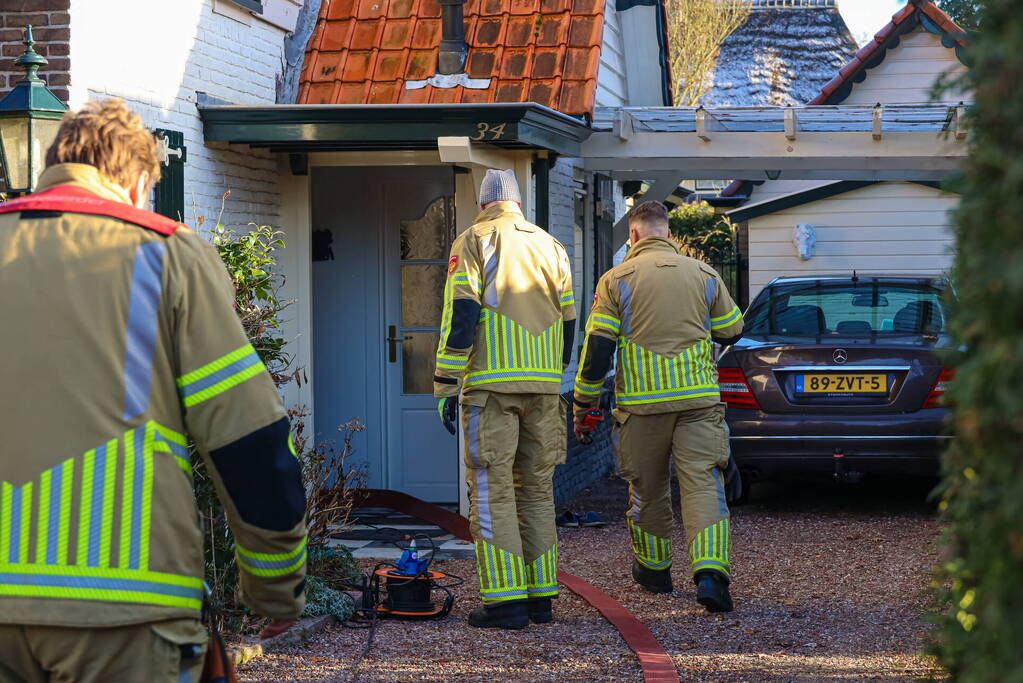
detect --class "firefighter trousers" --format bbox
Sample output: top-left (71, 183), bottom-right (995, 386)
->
top-left (460, 390), bottom-right (566, 604)
top-left (0, 619), bottom-right (206, 683)
top-left (614, 403), bottom-right (733, 580)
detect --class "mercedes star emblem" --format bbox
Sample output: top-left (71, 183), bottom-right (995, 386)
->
top-left (833, 349), bottom-right (848, 364)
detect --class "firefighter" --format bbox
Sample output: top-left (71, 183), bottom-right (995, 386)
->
top-left (0, 99), bottom-right (307, 681)
top-left (434, 169), bottom-right (575, 629)
top-left (572, 201), bottom-right (744, 612)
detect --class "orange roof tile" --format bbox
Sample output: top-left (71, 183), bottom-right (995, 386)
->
top-left (298, 0), bottom-right (606, 115)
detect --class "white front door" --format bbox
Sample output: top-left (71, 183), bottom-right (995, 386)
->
top-left (312, 166), bottom-right (459, 502)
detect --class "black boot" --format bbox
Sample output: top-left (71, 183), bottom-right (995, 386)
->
top-left (632, 560), bottom-right (673, 594)
top-left (468, 600), bottom-right (529, 629)
top-left (695, 571), bottom-right (733, 613)
top-left (528, 598), bottom-right (553, 624)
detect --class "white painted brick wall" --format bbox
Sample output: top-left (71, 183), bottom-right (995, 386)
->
top-left (67, 0), bottom-right (286, 230)
top-left (549, 157), bottom-right (581, 392)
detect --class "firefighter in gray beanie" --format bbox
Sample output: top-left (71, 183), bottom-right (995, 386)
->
top-left (479, 168), bottom-right (522, 206)
top-left (433, 166), bottom-right (576, 629)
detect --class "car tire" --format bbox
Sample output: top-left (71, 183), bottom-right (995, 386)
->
top-left (730, 472), bottom-right (752, 507)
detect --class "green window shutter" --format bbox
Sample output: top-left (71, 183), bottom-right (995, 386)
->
top-left (153, 129), bottom-right (187, 222)
top-left (229, 0), bottom-right (263, 12)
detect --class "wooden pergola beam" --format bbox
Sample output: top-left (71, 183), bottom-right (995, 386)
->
top-left (581, 131), bottom-right (966, 178)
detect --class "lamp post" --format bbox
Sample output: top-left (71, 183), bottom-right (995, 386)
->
top-left (0, 25), bottom-right (68, 195)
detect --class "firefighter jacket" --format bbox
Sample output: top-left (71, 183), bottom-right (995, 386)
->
top-left (573, 236), bottom-right (744, 416)
top-left (0, 163), bottom-right (307, 629)
top-left (433, 201), bottom-right (576, 398)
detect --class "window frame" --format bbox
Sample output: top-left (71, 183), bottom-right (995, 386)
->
top-left (227, 0), bottom-right (263, 12)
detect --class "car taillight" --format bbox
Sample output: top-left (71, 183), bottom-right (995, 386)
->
top-left (924, 367), bottom-right (955, 409)
top-left (718, 367), bottom-right (760, 410)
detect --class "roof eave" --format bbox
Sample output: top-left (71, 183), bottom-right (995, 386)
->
top-left (199, 102), bottom-right (593, 156)
top-left (810, 1), bottom-right (970, 107)
top-left (727, 180), bottom-right (945, 223)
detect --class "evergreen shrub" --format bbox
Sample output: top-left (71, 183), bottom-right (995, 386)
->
top-left (933, 0), bottom-right (1023, 678)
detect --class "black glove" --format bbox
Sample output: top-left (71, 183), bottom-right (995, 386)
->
top-left (722, 455), bottom-right (742, 504)
top-left (438, 397), bottom-right (457, 435)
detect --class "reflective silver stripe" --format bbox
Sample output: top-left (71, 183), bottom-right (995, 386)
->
top-left (466, 406), bottom-right (492, 539)
top-left (617, 280), bottom-right (633, 336)
top-left (712, 468), bottom-right (728, 516)
top-left (123, 242), bottom-right (166, 420)
top-left (481, 234), bottom-right (498, 308)
top-left (704, 277), bottom-right (716, 331)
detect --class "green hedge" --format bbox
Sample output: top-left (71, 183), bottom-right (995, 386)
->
top-left (934, 0), bottom-right (1023, 679)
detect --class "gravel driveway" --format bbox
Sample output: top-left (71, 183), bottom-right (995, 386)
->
top-left (240, 475), bottom-right (944, 682)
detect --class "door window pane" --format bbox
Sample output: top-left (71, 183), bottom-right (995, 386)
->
top-left (400, 196), bottom-right (455, 260)
top-left (401, 265), bottom-right (446, 327)
top-left (402, 332), bottom-right (440, 394)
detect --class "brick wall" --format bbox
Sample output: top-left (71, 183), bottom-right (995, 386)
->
top-left (547, 159), bottom-right (621, 506)
top-left (0, 1), bottom-right (70, 104)
top-left (553, 381), bottom-right (617, 507)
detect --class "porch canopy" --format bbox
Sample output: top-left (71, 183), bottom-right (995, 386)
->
top-left (200, 101), bottom-right (968, 242)
top-left (582, 102), bottom-right (969, 242)
top-left (199, 102), bottom-right (592, 156)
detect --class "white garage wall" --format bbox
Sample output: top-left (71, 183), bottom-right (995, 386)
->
top-left (747, 181), bottom-right (959, 301)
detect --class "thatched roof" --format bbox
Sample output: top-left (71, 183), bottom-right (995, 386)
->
top-left (701, 0), bottom-right (859, 106)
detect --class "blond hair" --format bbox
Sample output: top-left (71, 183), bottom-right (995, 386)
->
top-left (45, 98), bottom-right (161, 188)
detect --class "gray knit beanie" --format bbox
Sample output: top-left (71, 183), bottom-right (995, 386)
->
top-left (479, 169), bottom-right (521, 206)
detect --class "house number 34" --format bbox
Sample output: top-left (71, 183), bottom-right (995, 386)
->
top-left (472, 122), bottom-right (507, 141)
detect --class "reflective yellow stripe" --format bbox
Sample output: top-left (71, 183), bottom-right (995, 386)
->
top-left (628, 519), bottom-right (672, 570)
top-left (177, 345), bottom-right (265, 408)
top-left (0, 563), bottom-right (203, 610)
top-left (0, 483), bottom-right (12, 561)
top-left (36, 470), bottom-right (50, 564)
top-left (436, 271), bottom-right (457, 361)
top-left (711, 306), bottom-right (742, 330)
top-left (99, 442), bottom-right (117, 568)
top-left (77, 450), bottom-right (95, 566)
top-left (181, 364), bottom-right (263, 408)
top-left (236, 536), bottom-right (307, 577)
top-left (119, 435), bottom-right (135, 570)
top-left (176, 344), bottom-right (254, 386)
top-left (690, 519), bottom-right (730, 576)
top-left (140, 426), bottom-right (156, 570)
top-left (18, 483), bottom-right (31, 564)
top-left (57, 459), bottom-right (74, 565)
top-left (475, 538), bottom-right (527, 603)
top-left (618, 337), bottom-right (719, 405)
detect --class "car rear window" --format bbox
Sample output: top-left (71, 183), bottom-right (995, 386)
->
top-left (744, 281), bottom-right (948, 343)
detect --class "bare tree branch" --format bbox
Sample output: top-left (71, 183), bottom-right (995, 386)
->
top-left (666, 0), bottom-right (752, 106)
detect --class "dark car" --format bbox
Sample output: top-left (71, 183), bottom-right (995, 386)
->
top-left (717, 275), bottom-right (954, 489)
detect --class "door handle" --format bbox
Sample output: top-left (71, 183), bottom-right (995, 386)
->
top-left (387, 325), bottom-right (412, 363)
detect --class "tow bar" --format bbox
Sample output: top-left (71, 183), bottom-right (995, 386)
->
top-left (833, 448), bottom-right (865, 484)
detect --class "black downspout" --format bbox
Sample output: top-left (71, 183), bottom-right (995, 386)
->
top-left (533, 156), bottom-right (550, 231)
top-left (438, 0), bottom-right (469, 75)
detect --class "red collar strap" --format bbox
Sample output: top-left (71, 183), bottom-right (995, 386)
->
top-left (0, 184), bottom-right (183, 237)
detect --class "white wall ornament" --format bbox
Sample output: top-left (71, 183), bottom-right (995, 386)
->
top-left (793, 222), bottom-right (816, 260)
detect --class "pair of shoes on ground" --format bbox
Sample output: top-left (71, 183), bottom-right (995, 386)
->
top-left (555, 510), bottom-right (605, 528)
top-left (468, 598), bottom-right (553, 629)
top-left (632, 560), bottom-right (733, 613)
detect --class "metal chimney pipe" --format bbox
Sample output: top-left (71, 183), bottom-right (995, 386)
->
top-left (437, 0), bottom-right (469, 75)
